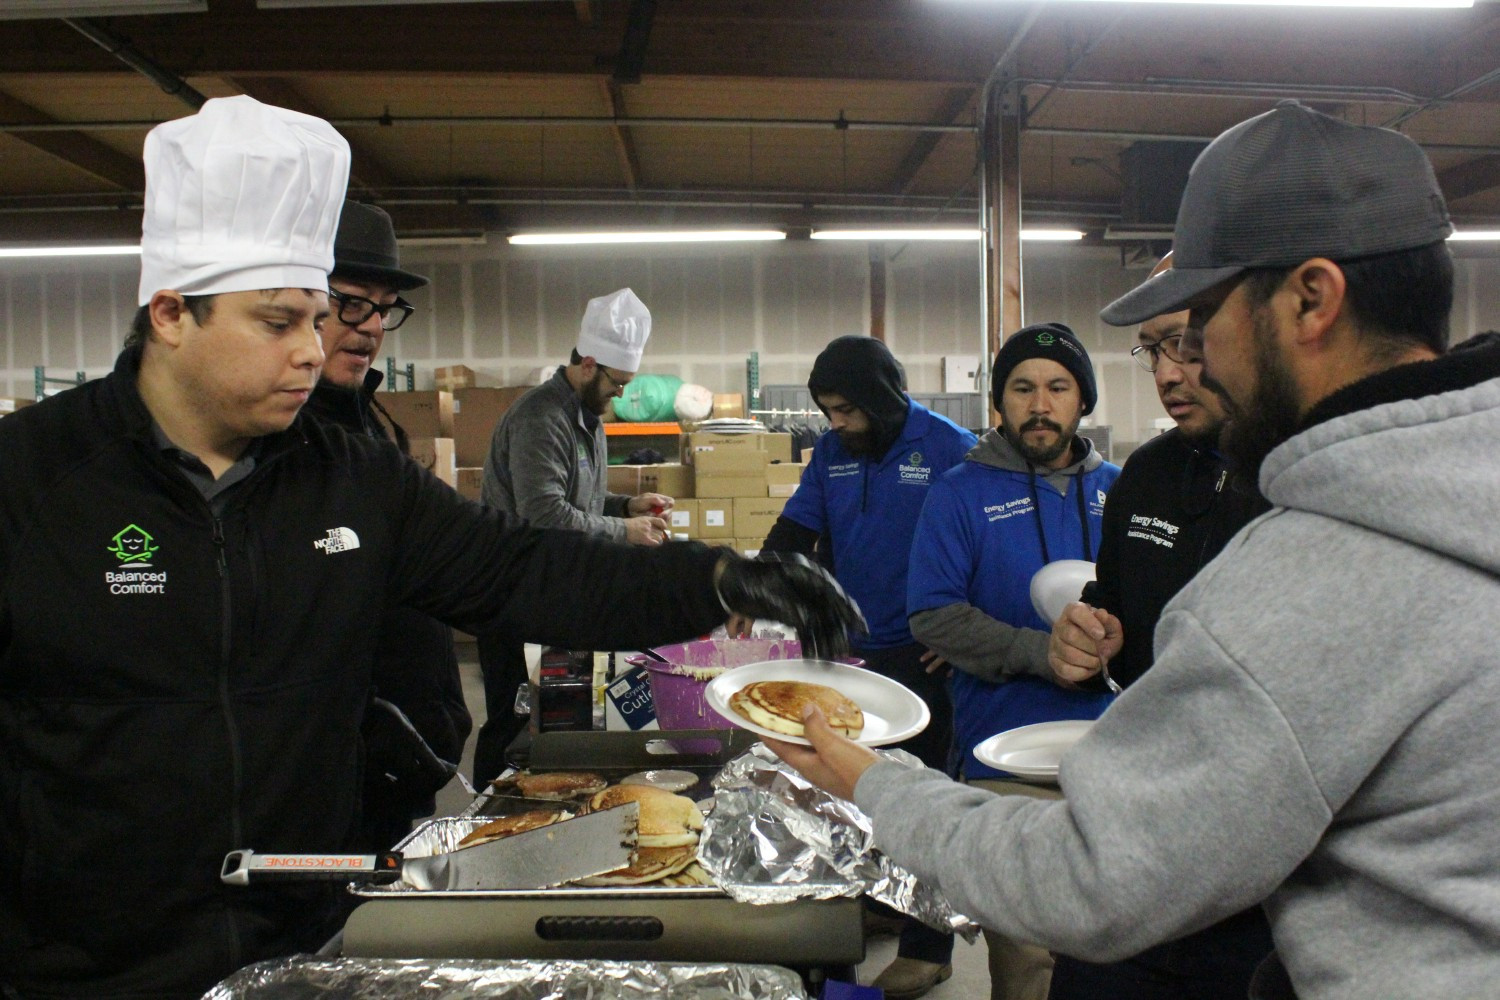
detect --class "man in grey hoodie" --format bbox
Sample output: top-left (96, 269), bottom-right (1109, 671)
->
top-left (770, 101), bottom-right (1500, 1000)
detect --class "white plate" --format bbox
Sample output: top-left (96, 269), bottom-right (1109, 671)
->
top-left (971, 720), bottom-right (1094, 779)
top-left (704, 659), bottom-right (930, 747)
top-left (1029, 560), bottom-right (1096, 624)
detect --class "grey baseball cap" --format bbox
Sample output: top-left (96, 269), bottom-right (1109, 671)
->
top-left (1100, 100), bottom-right (1452, 327)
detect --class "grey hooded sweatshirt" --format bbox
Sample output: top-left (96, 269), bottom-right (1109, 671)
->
top-left (855, 340), bottom-right (1500, 1000)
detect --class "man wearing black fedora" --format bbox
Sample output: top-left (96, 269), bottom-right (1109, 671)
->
top-left (304, 200), bottom-right (473, 851)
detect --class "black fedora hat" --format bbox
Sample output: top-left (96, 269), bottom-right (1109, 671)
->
top-left (332, 200), bottom-right (429, 291)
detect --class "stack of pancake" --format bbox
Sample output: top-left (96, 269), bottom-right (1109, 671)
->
top-left (573, 784), bottom-right (710, 887)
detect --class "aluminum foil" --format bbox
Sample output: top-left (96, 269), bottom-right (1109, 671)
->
top-left (205, 957), bottom-right (808, 999)
top-left (699, 744), bottom-right (977, 940)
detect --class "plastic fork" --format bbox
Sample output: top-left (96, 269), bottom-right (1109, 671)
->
top-left (1099, 655), bottom-right (1123, 696)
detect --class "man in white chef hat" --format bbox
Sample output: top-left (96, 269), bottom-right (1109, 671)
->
top-left (0, 96), bottom-right (868, 999)
top-left (473, 286), bottom-right (678, 781)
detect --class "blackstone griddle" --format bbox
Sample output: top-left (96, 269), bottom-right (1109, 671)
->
top-left (338, 730), bottom-right (864, 977)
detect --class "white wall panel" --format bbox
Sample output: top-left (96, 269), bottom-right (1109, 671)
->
top-left (3, 244), bottom-right (1496, 453)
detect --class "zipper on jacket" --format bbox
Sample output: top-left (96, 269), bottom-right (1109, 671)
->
top-left (212, 516), bottom-right (246, 970)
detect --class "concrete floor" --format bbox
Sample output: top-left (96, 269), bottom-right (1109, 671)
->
top-left (433, 641), bottom-right (994, 998)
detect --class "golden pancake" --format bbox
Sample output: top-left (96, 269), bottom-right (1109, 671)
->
top-left (572, 844), bottom-right (699, 886)
top-left (512, 770), bottom-right (608, 800)
top-left (456, 808), bottom-right (566, 848)
top-left (586, 784), bottom-right (704, 848)
top-left (730, 680), bottom-right (864, 738)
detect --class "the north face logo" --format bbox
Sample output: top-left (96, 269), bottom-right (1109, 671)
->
top-left (314, 527), bottom-right (361, 554)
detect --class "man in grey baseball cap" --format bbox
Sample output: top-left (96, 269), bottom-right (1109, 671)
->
top-left (765, 100), bottom-right (1500, 1000)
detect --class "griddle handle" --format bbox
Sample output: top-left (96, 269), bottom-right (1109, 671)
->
top-left (534, 915), bottom-right (665, 941)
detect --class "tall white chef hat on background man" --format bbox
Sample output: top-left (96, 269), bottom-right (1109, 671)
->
top-left (137, 95), bottom-right (351, 306)
top-left (577, 287), bottom-right (652, 373)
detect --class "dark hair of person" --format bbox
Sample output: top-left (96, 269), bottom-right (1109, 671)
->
top-left (1242, 241), bottom-right (1452, 355)
top-left (124, 295), bottom-right (217, 350)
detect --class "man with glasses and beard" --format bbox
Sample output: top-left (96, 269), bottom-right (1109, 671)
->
top-left (746, 334), bottom-right (975, 1000)
top-left (1044, 253), bottom-right (1272, 999)
top-left (474, 287), bottom-right (674, 782)
top-left (302, 201), bottom-right (472, 852)
top-left (904, 323), bottom-right (1120, 1000)
top-left (766, 101), bottom-right (1500, 1000)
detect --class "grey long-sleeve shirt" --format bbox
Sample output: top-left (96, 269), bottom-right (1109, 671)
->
top-left (481, 366), bottom-right (630, 541)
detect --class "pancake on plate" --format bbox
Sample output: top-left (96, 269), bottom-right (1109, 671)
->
top-left (730, 679), bottom-right (864, 738)
top-left (585, 784), bottom-right (704, 848)
top-left (456, 808), bottom-right (567, 848)
top-left (572, 844), bottom-right (698, 887)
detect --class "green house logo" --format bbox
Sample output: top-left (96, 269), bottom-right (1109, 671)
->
top-left (108, 524), bottom-right (158, 565)
top-left (1035, 331), bottom-right (1056, 346)
top-left (909, 451), bottom-right (923, 465)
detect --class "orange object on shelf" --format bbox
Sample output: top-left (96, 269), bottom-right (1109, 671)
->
top-left (604, 422), bottom-right (681, 436)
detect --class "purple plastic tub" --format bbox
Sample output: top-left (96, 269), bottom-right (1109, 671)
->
top-left (628, 638), bottom-right (864, 731)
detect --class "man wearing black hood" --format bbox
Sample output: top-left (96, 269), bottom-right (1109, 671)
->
top-left (754, 334), bottom-right (976, 999)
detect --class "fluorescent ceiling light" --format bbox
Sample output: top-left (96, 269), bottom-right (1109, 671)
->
top-left (1448, 230), bottom-right (1500, 241)
top-left (0, 245), bottom-right (142, 259)
top-left (934, 0), bottom-right (1468, 7)
top-left (0, 1), bottom-right (204, 16)
top-left (508, 230), bottom-right (786, 245)
top-left (811, 228), bottom-right (1084, 241)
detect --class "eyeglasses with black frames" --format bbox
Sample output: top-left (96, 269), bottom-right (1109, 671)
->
top-left (1130, 333), bottom-right (1192, 373)
top-left (328, 289), bottom-right (415, 331)
top-left (598, 367), bottom-right (631, 391)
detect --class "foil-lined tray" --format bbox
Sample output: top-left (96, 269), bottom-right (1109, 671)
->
top-left (206, 957), bottom-right (807, 999)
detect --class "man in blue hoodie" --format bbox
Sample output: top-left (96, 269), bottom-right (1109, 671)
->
top-left (906, 322), bottom-right (1120, 1000)
top-left (752, 334), bottom-right (976, 999)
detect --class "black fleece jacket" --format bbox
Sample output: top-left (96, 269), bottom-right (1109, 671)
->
top-left (0, 347), bottom-right (726, 1000)
top-left (1083, 428), bottom-right (1270, 689)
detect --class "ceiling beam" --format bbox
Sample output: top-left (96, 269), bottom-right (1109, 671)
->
top-left (1438, 154), bottom-right (1500, 205)
top-left (223, 75), bottom-right (400, 195)
top-left (890, 87), bottom-right (975, 196)
top-left (601, 78), bottom-right (642, 193)
top-left (613, 0), bottom-right (657, 85)
top-left (0, 91), bottom-right (142, 191)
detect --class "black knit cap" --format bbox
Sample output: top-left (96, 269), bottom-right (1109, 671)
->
top-left (332, 201), bottom-right (429, 291)
top-left (992, 322), bottom-right (1098, 416)
top-left (807, 335), bottom-right (909, 450)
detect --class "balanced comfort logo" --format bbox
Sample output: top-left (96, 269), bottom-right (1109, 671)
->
top-left (314, 527), bottom-right (361, 554)
top-left (898, 450), bottom-right (932, 486)
top-left (105, 524), bottom-right (166, 595)
top-left (1035, 330), bottom-right (1056, 347)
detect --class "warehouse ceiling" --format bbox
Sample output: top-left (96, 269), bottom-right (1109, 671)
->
top-left (2, 0), bottom-right (1499, 251)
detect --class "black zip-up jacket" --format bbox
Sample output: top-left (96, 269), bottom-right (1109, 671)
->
top-left (302, 371), bottom-right (472, 846)
top-left (1081, 427), bottom-right (1270, 688)
top-left (0, 347), bottom-right (726, 1000)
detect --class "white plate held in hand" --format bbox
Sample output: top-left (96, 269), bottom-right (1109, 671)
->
top-left (704, 659), bottom-right (930, 747)
top-left (972, 720), bottom-right (1094, 780)
top-left (1029, 560), bottom-right (1096, 624)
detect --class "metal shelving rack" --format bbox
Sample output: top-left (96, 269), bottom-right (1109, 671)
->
top-left (384, 357), bottom-right (416, 391)
top-left (34, 366), bottom-right (86, 401)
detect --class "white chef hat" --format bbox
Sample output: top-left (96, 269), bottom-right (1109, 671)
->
top-left (577, 287), bottom-right (652, 373)
top-left (137, 95), bottom-right (351, 306)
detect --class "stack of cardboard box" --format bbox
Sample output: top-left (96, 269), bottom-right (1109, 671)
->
top-left (375, 390), bottom-right (457, 490)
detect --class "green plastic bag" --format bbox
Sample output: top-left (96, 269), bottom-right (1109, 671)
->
top-left (612, 373), bottom-right (683, 422)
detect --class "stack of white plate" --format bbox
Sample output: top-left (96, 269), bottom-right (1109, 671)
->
top-left (696, 418), bottom-right (766, 434)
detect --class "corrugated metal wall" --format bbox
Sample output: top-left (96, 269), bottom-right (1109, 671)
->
top-left (2, 242), bottom-right (1495, 450)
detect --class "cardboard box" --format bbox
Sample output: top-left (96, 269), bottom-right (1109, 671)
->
top-left (665, 499), bottom-right (698, 539)
top-left (712, 392), bottom-right (745, 419)
top-left (408, 437), bottom-right (457, 489)
top-left (697, 498), bottom-right (735, 539)
top-left (759, 432), bottom-right (794, 463)
top-left (433, 364), bottom-right (477, 392)
top-left (456, 467), bottom-right (485, 502)
top-left (607, 464), bottom-right (642, 495)
top-left (695, 474), bottom-right (767, 499)
top-left (735, 538), bottom-right (764, 558)
top-left (377, 390), bottom-right (453, 438)
top-left (0, 397), bottom-right (33, 416)
top-left (765, 461), bottom-right (806, 498)
top-left (694, 448), bottom-right (768, 477)
top-left (682, 430), bottom-right (759, 464)
top-left (733, 496), bottom-right (788, 540)
top-left (453, 386), bottom-right (531, 467)
top-left (641, 462), bottom-right (693, 499)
